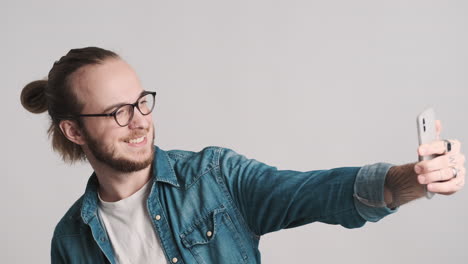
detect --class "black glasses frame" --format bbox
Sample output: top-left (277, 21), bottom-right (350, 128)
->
top-left (77, 91), bottom-right (156, 127)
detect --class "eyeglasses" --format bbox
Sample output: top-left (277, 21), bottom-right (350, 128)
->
top-left (77, 91), bottom-right (156, 127)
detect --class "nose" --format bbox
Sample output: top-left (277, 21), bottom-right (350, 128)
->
top-left (127, 107), bottom-right (151, 130)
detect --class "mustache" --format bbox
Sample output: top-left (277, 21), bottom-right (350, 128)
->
top-left (123, 128), bottom-right (151, 141)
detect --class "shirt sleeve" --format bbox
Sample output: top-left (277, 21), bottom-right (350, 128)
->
top-left (217, 148), bottom-right (395, 236)
top-left (353, 163), bottom-right (398, 222)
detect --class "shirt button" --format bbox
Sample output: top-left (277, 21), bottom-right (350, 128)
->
top-left (155, 215), bottom-right (161, 221)
top-left (172, 257), bottom-right (178, 263)
top-left (206, 231), bottom-right (213, 237)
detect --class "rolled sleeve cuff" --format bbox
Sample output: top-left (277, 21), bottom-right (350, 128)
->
top-left (353, 162), bottom-right (398, 222)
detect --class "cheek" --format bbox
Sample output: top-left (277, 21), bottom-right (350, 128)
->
top-left (145, 112), bottom-right (154, 123)
top-left (92, 124), bottom-right (122, 144)
top-left (110, 130), bottom-right (127, 144)
top-left (84, 117), bottom-right (117, 132)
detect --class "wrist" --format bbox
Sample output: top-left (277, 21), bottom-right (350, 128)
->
top-left (384, 187), bottom-right (393, 207)
top-left (385, 163), bottom-right (425, 208)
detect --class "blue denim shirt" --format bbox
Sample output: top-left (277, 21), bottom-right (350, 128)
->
top-left (51, 146), bottom-right (397, 263)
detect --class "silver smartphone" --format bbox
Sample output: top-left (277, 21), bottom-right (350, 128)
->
top-left (416, 107), bottom-right (437, 199)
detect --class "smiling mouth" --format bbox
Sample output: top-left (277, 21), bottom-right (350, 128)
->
top-left (124, 136), bottom-right (146, 144)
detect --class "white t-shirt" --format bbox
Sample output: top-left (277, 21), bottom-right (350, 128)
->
top-left (98, 179), bottom-right (167, 264)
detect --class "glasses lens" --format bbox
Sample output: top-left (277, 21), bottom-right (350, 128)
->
top-left (137, 93), bottom-right (155, 115)
top-left (115, 105), bottom-right (133, 126)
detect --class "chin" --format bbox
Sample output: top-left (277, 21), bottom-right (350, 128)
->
top-left (111, 148), bottom-right (154, 172)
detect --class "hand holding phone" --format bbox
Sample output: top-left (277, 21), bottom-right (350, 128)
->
top-left (417, 108), bottom-right (437, 199)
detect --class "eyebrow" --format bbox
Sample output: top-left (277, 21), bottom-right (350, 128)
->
top-left (101, 91), bottom-right (146, 113)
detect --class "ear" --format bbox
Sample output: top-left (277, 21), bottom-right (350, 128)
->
top-left (59, 120), bottom-right (86, 145)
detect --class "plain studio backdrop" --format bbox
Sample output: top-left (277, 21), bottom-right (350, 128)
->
top-left (2, 0), bottom-right (467, 263)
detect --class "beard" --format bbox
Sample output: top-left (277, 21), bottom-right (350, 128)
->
top-left (82, 125), bottom-right (155, 173)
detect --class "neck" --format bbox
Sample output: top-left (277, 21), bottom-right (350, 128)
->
top-left (90, 160), bottom-right (153, 202)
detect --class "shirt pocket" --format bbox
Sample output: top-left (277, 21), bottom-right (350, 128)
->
top-left (179, 206), bottom-right (249, 264)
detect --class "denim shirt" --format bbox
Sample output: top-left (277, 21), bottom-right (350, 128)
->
top-left (51, 146), bottom-right (397, 263)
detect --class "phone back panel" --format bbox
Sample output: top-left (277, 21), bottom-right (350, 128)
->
top-left (417, 108), bottom-right (437, 161)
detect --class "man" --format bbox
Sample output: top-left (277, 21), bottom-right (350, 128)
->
top-left (20, 47), bottom-right (465, 263)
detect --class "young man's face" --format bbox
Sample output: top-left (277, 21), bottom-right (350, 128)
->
top-left (74, 58), bottom-right (155, 172)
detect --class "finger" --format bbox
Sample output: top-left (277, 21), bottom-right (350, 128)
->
top-left (418, 139), bottom-right (461, 156)
top-left (415, 153), bottom-right (465, 174)
top-left (427, 169), bottom-right (465, 194)
top-left (435, 120), bottom-right (442, 140)
top-left (419, 166), bottom-right (466, 184)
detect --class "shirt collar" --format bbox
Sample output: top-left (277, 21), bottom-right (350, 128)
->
top-left (81, 145), bottom-right (180, 224)
top-left (152, 145), bottom-right (180, 188)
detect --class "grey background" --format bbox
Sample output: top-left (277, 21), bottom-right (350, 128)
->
top-left (2, 0), bottom-right (467, 263)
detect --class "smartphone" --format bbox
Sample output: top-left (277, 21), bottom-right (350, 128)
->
top-left (416, 107), bottom-right (437, 199)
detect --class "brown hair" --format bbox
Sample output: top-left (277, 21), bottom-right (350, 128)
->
top-left (20, 47), bottom-right (119, 163)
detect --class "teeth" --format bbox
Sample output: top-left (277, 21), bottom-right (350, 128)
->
top-left (129, 136), bottom-right (145, 144)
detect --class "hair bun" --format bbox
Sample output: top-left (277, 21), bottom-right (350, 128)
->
top-left (20, 80), bottom-right (48, 114)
